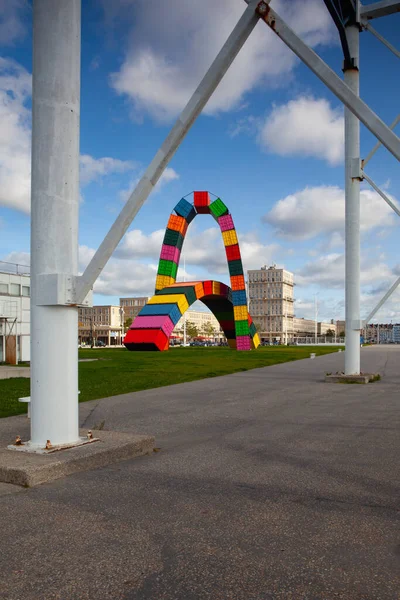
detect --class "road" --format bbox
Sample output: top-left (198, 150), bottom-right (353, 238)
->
top-left (0, 346), bottom-right (399, 599)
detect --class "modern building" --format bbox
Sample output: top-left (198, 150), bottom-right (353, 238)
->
top-left (120, 297), bottom-right (149, 324)
top-left (364, 323), bottom-right (394, 344)
top-left (0, 262), bottom-right (31, 363)
top-left (78, 305), bottom-right (124, 346)
top-left (248, 265), bottom-right (294, 343)
top-left (173, 309), bottom-right (223, 341)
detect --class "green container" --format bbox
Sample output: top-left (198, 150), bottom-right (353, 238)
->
top-left (156, 285), bottom-right (196, 305)
top-left (235, 320), bottom-right (250, 336)
top-left (228, 259), bottom-right (244, 276)
top-left (163, 229), bottom-right (184, 250)
top-left (158, 259), bottom-right (178, 279)
top-left (249, 323), bottom-right (257, 336)
top-left (209, 197), bottom-right (229, 220)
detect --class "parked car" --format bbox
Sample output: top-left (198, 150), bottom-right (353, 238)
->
top-left (95, 340), bottom-right (106, 347)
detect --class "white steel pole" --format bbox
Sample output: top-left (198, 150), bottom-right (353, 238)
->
top-left (314, 294), bottom-right (318, 344)
top-left (30, 0), bottom-right (81, 446)
top-left (344, 24), bottom-right (361, 375)
top-left (183, 253), bottom-right (187, 346)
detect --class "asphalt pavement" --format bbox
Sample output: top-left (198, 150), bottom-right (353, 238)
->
top-left (0, 346), bottom-right (399, 600)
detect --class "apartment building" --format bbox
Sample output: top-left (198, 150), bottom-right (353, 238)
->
top-left (120, 297), bottom-right (149, 323)
top-left (173, 309), bottom-right (223, 340)
top-left (248, 265), bottom-right (294, 343)
top-left (0, 262), bottom-right (31, 363)
top-left (78, 305), bottom-right (123, 346)
top-left (364, 323), bottom-right (394, 343)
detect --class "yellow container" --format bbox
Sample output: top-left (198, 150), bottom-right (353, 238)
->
top-left (155, 275), bottom-right (175, 290)
top-left (148, 293), bottom-right (189, 314)
top-left (251, 333), bottom-right (261, 349)
top-left (222, 229), bottom-right (238, 247)
top-left (234, 305), bottom-right (248, 321)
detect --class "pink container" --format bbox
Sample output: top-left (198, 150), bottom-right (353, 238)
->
top-left (133, 315), bottom-right (175, 337)
top-left (218, 214), bottom-right (234, 232)
top-left (160, 244), bottom-right (181, 263)
top-left (236, 335), bottom-right (251, 350)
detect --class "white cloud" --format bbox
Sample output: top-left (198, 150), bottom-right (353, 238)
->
top-left (0, 0), bottom-right (27, 46)
top-left (0, 58), bottom-right (31, 213)
top-left (119, 167), bottom-right (180, 203)
top-left (110, 0), bottom-right (335, 123)
top-left (157, 167), bottom-right (179, 188)
top-left (296, 252), bottom-right (393, 290)
top-left (0, 59), bottom-right (140, 213)
top-left (79, 155), bottom-right (135, 186)
top-left (258, 96), bottom-right (344, 165)
top-left (264, 185), bottom-right (398, 240)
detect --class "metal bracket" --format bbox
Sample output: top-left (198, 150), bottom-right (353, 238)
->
top-left (36, 274), bottom-right (93, 307)
top-left (350, 158), bottom-right (362, 179)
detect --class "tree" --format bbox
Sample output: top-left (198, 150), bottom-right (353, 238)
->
top-left (202, 322), bottom-right (216, 338)
top-left (124, 317), bottom-right (132, 331)
top-left (186, 321), bottom-right (199, 339)
top-left (325, 328), bottom-right (335, 337)
top-left (253, 321), bottom-right (263, 332)
top-left (339, 330), bottom-right (345, 337)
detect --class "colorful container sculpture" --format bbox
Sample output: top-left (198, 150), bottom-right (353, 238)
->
top-left (124, 191), bottom-right (261, 352)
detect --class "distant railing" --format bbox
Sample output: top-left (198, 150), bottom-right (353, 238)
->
top-left (291, 336), bottom-right (345, 345)
top-left (0, 261), bottom-right (30, 276)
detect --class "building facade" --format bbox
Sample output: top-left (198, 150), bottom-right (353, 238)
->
top-left (0, 263), bottom-right (31, 363)
top-left (120, 297), bottom-right (149, 324)
top-left (364, 323), bottom-right (394, 344)
top-left (78, 305), bottom-right (123, 346)
top-left (173, 309), bottom-right (223, 340)
top-left (248, 265), bottom-right (294, 342)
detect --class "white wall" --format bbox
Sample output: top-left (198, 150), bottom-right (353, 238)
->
top-left (0, 272), bottom-right (31, 362)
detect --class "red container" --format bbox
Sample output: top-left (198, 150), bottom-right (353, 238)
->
top-left (194, 191), bottom-right (210, 214)
top-left (124, 329), bottom-right (169, 351)
top-left (225, 244), bottom-right (241, 261)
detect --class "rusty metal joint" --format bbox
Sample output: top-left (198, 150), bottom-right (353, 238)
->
top-left (45, 440), bottom-right (52, 450)
top-left (256, 1), bottom-right (270, 18)
top-left (87, 430), bottom-right (93, 440)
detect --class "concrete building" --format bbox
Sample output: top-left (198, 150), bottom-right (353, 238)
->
top-left (248, 265), bottom-right (294, 343)
top-left (292, 318), bottom-right (337, 339)
top-left (173, 309), bottom-right (223, 340)
top-left (78, 305), bottom-right (123, 346)
top-left (120, 297), bottom-right (149, 324)
top-left (0, 262), bottom-right (31, 363)
top-left (364, 323), bottom-right (394, 344)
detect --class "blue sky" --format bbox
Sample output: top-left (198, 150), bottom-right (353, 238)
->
top-left (0, 0), bottom-right (399, 322)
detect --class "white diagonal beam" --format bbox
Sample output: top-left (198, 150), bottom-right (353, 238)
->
top-left (244, 1), bottom-right (400, 162)
top-left (364, 22), bottom-right (400, 59)
top-left (362, 171), bottom-right (400, 217)
top-left (360, 0), bottom-right (400, 20)
top-left (364, 276), bottom-right (400, 324)
top-left (363, 114), bottom-right (400, 167)
top-left (76, 1), bottom-right (261, 303)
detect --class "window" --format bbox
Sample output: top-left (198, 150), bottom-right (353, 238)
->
top-left (0, 283), bottom-right (8, 294)
top-left (10, 283), bottom-right (20, 296)
top-left (22, 286), bottom-right (30, 296)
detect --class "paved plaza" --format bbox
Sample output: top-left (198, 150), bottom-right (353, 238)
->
top-left (0, 346), bottom-right (399, 599)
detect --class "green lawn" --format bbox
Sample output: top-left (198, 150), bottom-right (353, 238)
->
top-left (0, 346), bottom-right (339, 418)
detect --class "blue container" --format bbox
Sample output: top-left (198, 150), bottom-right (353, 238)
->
top-left (174, 198), bottom-right (197, 224)
top-left (139, 303), bottom-right (182, 325)
top-left (232, 290), bottom-right (247, 306)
